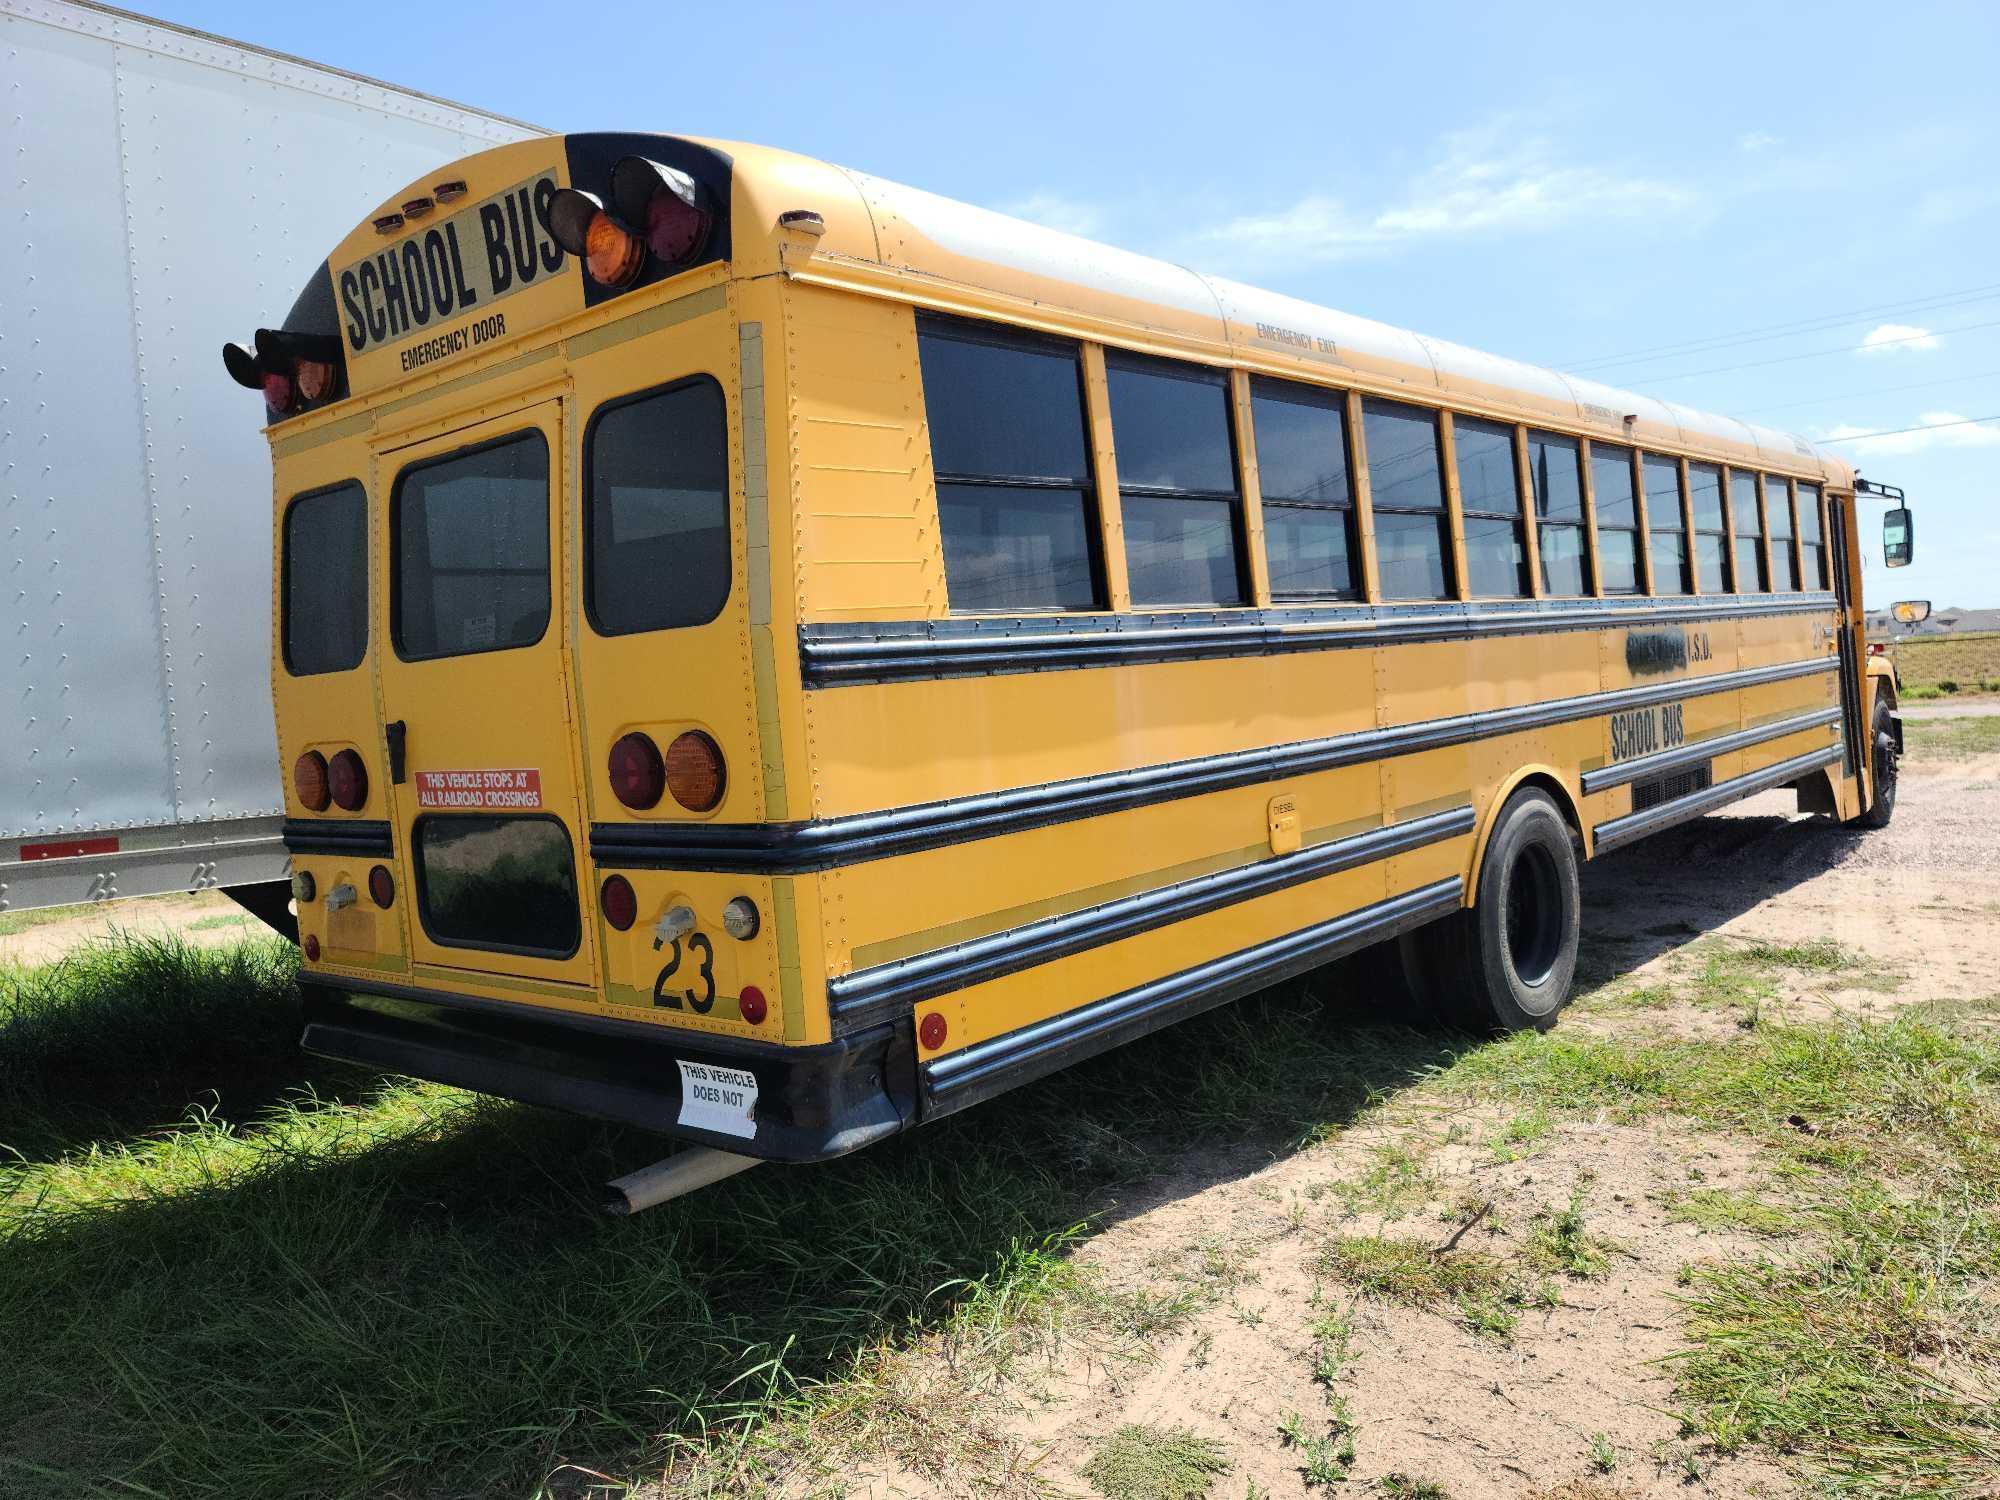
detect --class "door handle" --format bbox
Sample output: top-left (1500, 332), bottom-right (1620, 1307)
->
top-left (386, 720), bottom-right (407, 784)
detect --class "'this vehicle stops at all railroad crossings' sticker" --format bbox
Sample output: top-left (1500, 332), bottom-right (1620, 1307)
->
top-left (414, 768), bottom-right (543, 809)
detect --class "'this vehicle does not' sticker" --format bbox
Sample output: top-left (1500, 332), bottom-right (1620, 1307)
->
top-left (414, 768), bottom-right (542, 809)
top-left (676, 1060), bottom-right (758, 1139)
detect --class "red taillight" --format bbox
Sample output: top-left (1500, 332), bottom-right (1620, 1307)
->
top-left (302, 933), bottom-right (320, 961)
top-left (368, 865), bottom-right (394, 908)
top-left (608, 733), bottom-right (665, 810)
top-left (328, 749), bottom-right (368, 811)
top-left (665, 730), bottom-right (726, 813)
top-left (600, 875), bottom-right (637, 931)
top-left (1868, 642), bottom-right (1886, 656)
top-left (739, 985), bottom-right (768, 1026)
top-left (293, 750), bottom-right (330, 812)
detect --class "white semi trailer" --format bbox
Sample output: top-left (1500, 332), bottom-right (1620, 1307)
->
top-left (1, 0), bottom-right (541, 924)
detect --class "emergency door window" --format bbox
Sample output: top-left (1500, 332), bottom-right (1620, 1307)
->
top-left (393, 430), bottom-right (550, 660)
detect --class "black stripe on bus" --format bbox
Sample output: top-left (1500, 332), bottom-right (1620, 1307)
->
top-left (829, 804), bottom-right (1474, 1034)
top-left (800, 593), bottom-right (1837, 688)
top-left (1591, 743), bottom-right (1844, 855)
top-left (590, 655), bottom-right (1835, 875)
top-left (921, 877), bottom-right (1464, 1117)
top-left (283, 818), bottom-right (393, 857)
top-left (1578, 706), bottom-right (1842, 796)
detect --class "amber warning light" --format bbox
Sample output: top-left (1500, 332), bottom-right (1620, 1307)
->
top-left (540, 156), bottom-right (713, 290)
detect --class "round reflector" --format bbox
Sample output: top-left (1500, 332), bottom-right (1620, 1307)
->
top-left (665, 731), bottom-right (727, 812)
top-left (918, 1012), bottom-right (948, 1051)
top-left (302, 933), bottom-right (321, 962)
top-left (610, 156), bottom-right (713, 266)
top-left (608, 732), bottom-right (665, 810)
top-left (293, 750), bottom-right (330, 811)
top-left (600, 875), bottom-right (637, 931)
top-left (368, 864), bottom-right (394, 908)
top-left (738, 985), bottom-right (768, 1026)
top-left (327, 749), bottom-right (368, 811)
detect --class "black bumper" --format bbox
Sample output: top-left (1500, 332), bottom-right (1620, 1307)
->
top-left (299, 977), bottom-right (917, 1163)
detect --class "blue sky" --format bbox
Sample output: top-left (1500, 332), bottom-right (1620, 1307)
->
top-left (171, 0), bottom-right (2000, 609)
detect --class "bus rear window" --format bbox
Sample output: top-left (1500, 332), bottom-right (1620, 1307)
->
top-left (282, 481), bottom-right (367, 676)
top-left (414, 815), bottom-right (579, 957)
top-left (393, 430), bottom-right (550, 661)
top-left (587, 379), bottom-right (729, 635)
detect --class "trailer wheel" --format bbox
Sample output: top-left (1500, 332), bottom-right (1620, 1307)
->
top-left (1424, 789), bottom-right (1581, 1035)
top-left (1847, 698), bottom-right (1899, 830)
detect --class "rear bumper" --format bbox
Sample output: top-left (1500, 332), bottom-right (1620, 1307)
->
top-left (299, 976), bottom-right (916, 1163)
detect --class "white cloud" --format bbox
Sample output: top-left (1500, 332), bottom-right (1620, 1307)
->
top-left (1857, 323), bottom-right (1942, 356)
top-left (1183, 120), bottom-right (1694, 272)
top-left (1001, 192), bottom-right (1103, 238)
top-left (1737, 131), bottom-right (1781, 153)
top-left (1819, 411), bottom-right (2000, 455)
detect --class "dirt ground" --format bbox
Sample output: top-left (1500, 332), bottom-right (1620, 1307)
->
top-left (793, 742), bottom-right (2000, 1500)
top-left (0, 889), bottom-right (264, 967)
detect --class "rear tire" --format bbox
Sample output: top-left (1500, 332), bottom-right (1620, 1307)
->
top-left (1848, 698), bottom-right (1899, 830)
top-left (1422, 788), bottom-right (1582, 1035)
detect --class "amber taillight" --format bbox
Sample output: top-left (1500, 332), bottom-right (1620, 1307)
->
top-left (293, 751), bottom-right (330, 812)
top-left (665, 730), bottom-right (726, 813)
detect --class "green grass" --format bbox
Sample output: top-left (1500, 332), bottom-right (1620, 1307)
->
top-left (1664, 1187), bottom-right (1803, 1238)
top-left (1082, 1424), bottom-right (1231, 1500)
top-left (0, 933), bottom-right (1460, 1499)
top-left (1905, 715), bottom-right (2000, 761)
top-left (1524, 1184), bottom-right (1614, 1278)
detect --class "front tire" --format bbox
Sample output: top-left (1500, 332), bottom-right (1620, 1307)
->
top-left (1421, 788), bottom-right (1582, 1034)
top-left (1848, 697), bottom-right (1899, 829)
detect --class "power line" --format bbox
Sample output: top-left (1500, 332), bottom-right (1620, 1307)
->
top-left (1738, 368), bottom-right (2000, 416)
top-left (1549, 280), bottom-right (2000, 373)
top-left (1819, 414), bottom-right (2000, 444)
top-left (1630, 317), bottom-right (2000, 386)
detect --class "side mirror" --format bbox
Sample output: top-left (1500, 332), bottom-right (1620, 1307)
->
top-left (1882, 507), bottom-right (1914, 568)
top-left (1891, 599), bottom-right (1931, 626)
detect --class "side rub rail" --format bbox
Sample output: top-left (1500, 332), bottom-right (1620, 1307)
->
top-left (592, 655), bottom-right (1835, 875)
top-left (922, 878), bottom-right (1463, 1117)
top-left (829, 804), bottom-right (1475, 1034)
top-left (282, 818), bottom-right (394, 857)
top-left (802, 594), bottom-right (1837, 688)
top-left (1592, 743), bottom-right (1843, 854)
top-left (1578, 706), bottom-right (1842, 796)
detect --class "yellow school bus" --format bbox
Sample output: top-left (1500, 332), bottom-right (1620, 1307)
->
top-left (228, 133), bottom-right (1914, 1165)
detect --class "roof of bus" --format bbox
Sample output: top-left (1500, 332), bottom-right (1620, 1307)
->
top-left (707, 136), bottom-right (1852, 485)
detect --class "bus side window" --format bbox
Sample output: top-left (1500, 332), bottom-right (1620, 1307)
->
top-left (1249, 376), bottom-right (1359, 600)
top-left (282, 480), bottom-right (367, 675)
top-left (1798, 483), bottom-right (1827, 588)
top-left (917, 315), bottom-right (1101, 613)
top-left (1590, 442), bottom-right (1641, 595)
top-left (1453, 416), bottom-right (1528, 598)
top-left (1688, 462), bottom-right (1728, 593)
top-left (1765, 475), bottom-right (1798, 591)
top-left (1729, 469), bottom-right (1767, 592)
top-left (1526, 431), bottom-right (1590, 596)
top-left (586, 378), bottom-right (729, 635)
top-left (1643, 453), bottom-right (1690, 595)
top-left (1361, 398), bottom-right (1453, 601)
top-left (1106, 352), bottom-right (1246, 607)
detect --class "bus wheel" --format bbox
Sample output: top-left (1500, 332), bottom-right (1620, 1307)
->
top-left (1431, 789), bottom-right (1581, 1034)
top-left (1848, 699), bottom-right (1900, 830)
